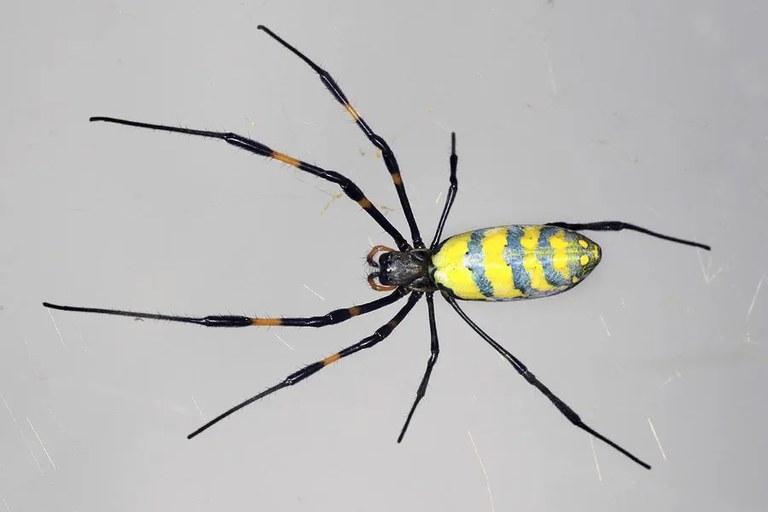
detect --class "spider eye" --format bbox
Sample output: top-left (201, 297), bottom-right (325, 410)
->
top-left (378, 253), bottom-right (394, 284)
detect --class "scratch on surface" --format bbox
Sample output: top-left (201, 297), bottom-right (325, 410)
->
top-left (0, 392), bottom-right (15, 424)
top-left (303, 284), bottom-right (326, 302)
top-left (26, 417), bottom-right (56, 469)
top-left (663, 368), bottom-right (683, 386)
top-left (46, 309), bottom-right (66, 346)
top-left (320, 192), bottom-right (343, 215)
top-left (696, 250), bottom-right (724, 284)
top-left (620, 480), bottom-right (638, 491)
top-left (433, 119), bottom-right (450, 133)
top-left (589, 436), bottom-right (602, 481)
top-left (72, 316), bottom-right (86, 351)
top-left (1, 393), bottom-right (43, 474)
top-left (2, 497), bottom-right (11, 512)
top-left (435, 191), bottom-right (443, 205)
top-left (544, 46), bottom-right (558, 95)
top-left (598, 314), bottom-right (611, 337)
top-left (46, 408), bottom-right (66, 435)
top-left (747, 273), bottom-right (767, 318)
top-left (191, 396), bottom-right (205, 420)
top-left (468, 430), bottom-right (496, 512)
top-left (273, 333), bottom-right (294, 351)
top-left (647, 417), bottom-right (667, 460)
top-left (646, 206), bottom-right (662, 217)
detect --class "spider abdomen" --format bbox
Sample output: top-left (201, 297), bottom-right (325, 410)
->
top-left (431, 225), bottom-right (601, 301)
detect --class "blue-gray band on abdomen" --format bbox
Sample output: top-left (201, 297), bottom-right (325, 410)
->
top-left (467, 229), bottom-right (494, 298)
top-left (505, 226), bottom-right (532, 295)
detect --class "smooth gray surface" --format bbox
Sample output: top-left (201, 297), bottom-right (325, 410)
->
top-left (2, 1), bottom-right (766, 511)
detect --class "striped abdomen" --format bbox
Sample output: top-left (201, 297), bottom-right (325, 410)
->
top-left (431, 225), bottom-right (601, 301)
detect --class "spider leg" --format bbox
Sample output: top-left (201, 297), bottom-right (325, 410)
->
top-left (43, 288), bottom-right (407, 328)
top-left (89, 116), bottom-right (411, 251)
top-left (443, 295), bottom-right (652, 470)
top-left (187, 291), bottom-right (423, 438)
top-left (397, 292), bottom-right (439, 442)
top-left (257, 25), bottom-right (424, 249)
top-left (430, 133), bottom-right (458, 249)
top-left (546, 221), bottom-right (710, 251)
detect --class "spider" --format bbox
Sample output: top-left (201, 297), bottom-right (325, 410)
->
top-left (44, 25), bottom-right (710, 470)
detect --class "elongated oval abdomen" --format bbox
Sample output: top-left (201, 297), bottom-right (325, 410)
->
top-left (431, 225), bottom-right (601, 301)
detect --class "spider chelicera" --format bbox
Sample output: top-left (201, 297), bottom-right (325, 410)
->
top-left (44, 25), bottom-right (710, 470)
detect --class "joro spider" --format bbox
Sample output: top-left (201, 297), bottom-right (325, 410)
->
top-left (44, 25), bottom-right (710, 470)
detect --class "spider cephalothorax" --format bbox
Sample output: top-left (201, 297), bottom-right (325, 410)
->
top-left (367, 245), bottom-right (434, 292)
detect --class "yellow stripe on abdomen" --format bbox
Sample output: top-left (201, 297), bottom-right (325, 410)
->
top-left (547, 229), bottom-right (572, 280)
top-left (520, 226), bottom-right (554, 293)
top-left (431, 232), bottom-right (484, 300)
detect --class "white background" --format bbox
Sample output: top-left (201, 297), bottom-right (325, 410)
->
top-left (2, 1), bottom-right (766, 511)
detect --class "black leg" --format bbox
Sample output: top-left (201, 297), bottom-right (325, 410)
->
top-left (187, 291), bottom-right (423, 438)
top-left (89, 116), bottom-right (411, 251)
top-left (546, 221), bottom-right (710, 251)
top-left (43, 288), bottom-right (407, 328)
top-left (397, 292), bottom-right (439, 442)
top-left (429, 132), bottom-right (458, 249)
top-left (443, 295), bottom-right (652, 470)
top-left (257, 25), bottom-right (424, 249)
